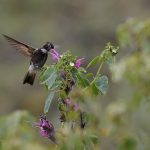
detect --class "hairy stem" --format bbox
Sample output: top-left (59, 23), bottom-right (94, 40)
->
top-left (90, 62), bottom-right (103, 85)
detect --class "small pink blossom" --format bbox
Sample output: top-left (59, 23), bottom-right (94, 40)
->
top-left (75, 58), bottom-right (85, 69)
top-left (64, 98), bottom-right (71, 106)
top-left (50, 49), bottom-right (60, 62)
top-left (73, 103), bottom-right (80, 111)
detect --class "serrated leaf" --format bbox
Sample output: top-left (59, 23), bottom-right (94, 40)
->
top-left (39, 67), bottom-right (48, 81)
top-left (76, 72), bottom-right (90, 87)
top-left (86, 56), bottom-right (100, 68)
top-left (40, 66), bottom-right (56, 82)
top-left (91, 83), bottom-right (99, 96)
top-left (50, 80), bottom-right (62, 90)
top-left (95, 75), bottom-right (108, 94)
top-left (106, 56), bottom-right (114, 65)
top-left (40, 67), bottom-right (57, 89)
top-left (47, 73), bottom-right (57, 89)
top-left (44, 92), bottom-right (55, 114)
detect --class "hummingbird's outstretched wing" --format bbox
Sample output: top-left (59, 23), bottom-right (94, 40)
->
top-left (3, 34), bottom-right (36, 57)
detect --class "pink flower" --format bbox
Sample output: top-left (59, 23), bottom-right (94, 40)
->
top-left (64, 98), bottom-right (71, 106)
top-left (63, 98), bottom-right (80, 111)
top-left (75, 58), bottom-right (85, 69)
top-left (73, 103), bottom-right (80, 111)
top-left (33, 115), bottom-right (56, 143)
top-left (50, 49), bottom-right (60, 62)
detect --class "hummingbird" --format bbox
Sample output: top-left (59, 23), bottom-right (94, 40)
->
top-left (3, 34), bottom-right (54, 85)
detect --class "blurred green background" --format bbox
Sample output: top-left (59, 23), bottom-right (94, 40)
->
top-left (0, 0), bottom-right (149, 117)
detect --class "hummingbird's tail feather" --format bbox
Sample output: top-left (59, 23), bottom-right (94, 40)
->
top-left (23, 70), bottom-right (36, 85)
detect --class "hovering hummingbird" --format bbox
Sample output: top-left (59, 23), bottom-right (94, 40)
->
top-left (3, 34), bottom-right (54, 85)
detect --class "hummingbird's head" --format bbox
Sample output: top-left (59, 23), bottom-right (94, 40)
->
top-left (43, 42), bottom-right (54, 51)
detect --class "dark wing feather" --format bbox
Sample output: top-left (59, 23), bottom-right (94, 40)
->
top-left (3, 34), bottom-right (36, 57)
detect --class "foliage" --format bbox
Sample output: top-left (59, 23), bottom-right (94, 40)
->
top-left (0, 42), bottom-right (119, 149)
top-left (110, 18), bottom-right (150, 149)
top-left (38, 42), bottom-right (119, 149)
top-left (1, 18), bottom-right (150, 149)
top-left (40, 43), bottom-right (118, 117)
top-left (0, 111), bottom-right (54, 150)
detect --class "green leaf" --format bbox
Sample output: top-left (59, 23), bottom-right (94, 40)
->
top-left (90, 83), bottom-right (99, 96)
top-left (40, 67), bottom-right (57, 89)
top-left (47, 73), bottom-right (57, 89)
top-left (86, 73), bottom-right (94, 79)
top-left (44, 92), bottom-right (55, 114)
top-left (78, 67), bottom-right (87, 73)
top-left (76, 72), bottom-right (90, 87)
top-left (106, 56), bottom-right (115, 65)
top-left (95, 75), bottom-right (108, 94)
top-left (39, 67), bottom-right (48, 81)
top-left (86, 56), bottom-right (100, 68)
top-left (50, 80), bottom-right (62, 90)
top-left (40, 66), bottom-right (55, 82)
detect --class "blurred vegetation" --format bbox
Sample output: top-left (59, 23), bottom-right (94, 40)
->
top-left (0, 111), bottom-right (55, 150)
top-left (54, 19), bottom-right (150, 150)
top-left (110, 18), bottom-right (150, 149)
top-left (0, 18), bottom-right (150, 149)
top-left (0, 0), bottom-right (150, 115)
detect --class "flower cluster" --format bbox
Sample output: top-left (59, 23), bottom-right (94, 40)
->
top-left (49, 50), bottom-right (84, 123)
top-left (33, 115), bottom-right (56, 143)
top-left (50, 49), bottom-right (84, 68)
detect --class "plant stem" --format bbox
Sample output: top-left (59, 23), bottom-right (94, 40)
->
top-left (96, 62), bottom-right (103, 76)
top-left (90, 62), bottom-right (103, 85)
top-left (83, 62), bottom-right (104, 91)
